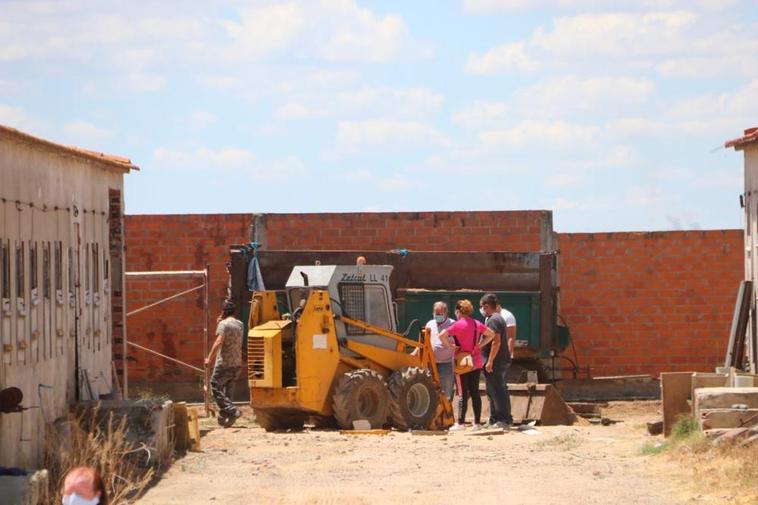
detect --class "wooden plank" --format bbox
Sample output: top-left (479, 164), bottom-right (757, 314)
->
top-left (725, 281), bottom-right (752, 368)
top-left (187, 406), bottom-right (201, 452)
top-left (661, 372), bottom-right (694, 437)
top-left (340, 429), bottom-right (390, 436)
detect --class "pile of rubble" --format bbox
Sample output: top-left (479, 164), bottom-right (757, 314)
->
top-left (660, 367), bottom-right (758, 445)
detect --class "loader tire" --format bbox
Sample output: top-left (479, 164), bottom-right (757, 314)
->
top-left (254, 409), bottom-right (306, 432)
top-left (388, 367), bottom-right (438, 431)
top-left (332, 369), bottom-right (390, 429)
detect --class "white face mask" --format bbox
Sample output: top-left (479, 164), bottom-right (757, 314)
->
top-left (62, 493), bottom-right (100, 505)
top-left (479, 307), bottom-right (487, 317)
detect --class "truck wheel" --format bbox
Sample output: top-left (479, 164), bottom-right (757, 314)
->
top-left (388, 367), bottom-right (438, 431)
top-left (254, 409), bottom-right (306, 432)
top-left (333, 369), bottom-right (390, 429)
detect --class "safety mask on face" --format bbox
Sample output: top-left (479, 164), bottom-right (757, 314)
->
top-left (434, 314), bottom-right (445, 324)
top-left (479, 307), bottom-right (487, 317)
top-left (62, 493), bottom-right (100, 505)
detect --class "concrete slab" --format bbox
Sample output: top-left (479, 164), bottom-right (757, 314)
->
top-left (690, 373), bottom-right (727, 415)
top-left (699, 408), bottom-right (758, 430)
top-left (661, 372), bottom-right (694, 437)
top-left (694, 387), bottom-right (758, 412)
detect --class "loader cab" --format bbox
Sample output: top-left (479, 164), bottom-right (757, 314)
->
top-left (285, 265), bottom-right (397, 350)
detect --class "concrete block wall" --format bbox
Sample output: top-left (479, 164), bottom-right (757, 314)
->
top-left (123, 212), bottom-right (743, 395)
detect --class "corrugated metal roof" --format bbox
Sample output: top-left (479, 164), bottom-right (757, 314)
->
top-left (0, 123), bottom-right (139, 172)
top-left (725, 127), bottom-right (758, 150)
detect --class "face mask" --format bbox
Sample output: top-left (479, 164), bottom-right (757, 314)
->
top-left (62, 493), bottom-right (100, 505)
top-left (434, 314), bottom-right (445, 324)
top-left (479, 307), bottom-right (487, 317)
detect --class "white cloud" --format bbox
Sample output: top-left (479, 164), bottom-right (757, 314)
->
top-left (463, 0), bottom-right (530, 12)
top-left (465, 43), bottom-right (537, 74)
top-left (626, 186), bottom-right (664, 206)
top-left (532, 11), bottom-right (696, 57)
top-left (545, 174), bottom-right (585, 187)
top-left (276, 102), bottom-right (328, 120)
top-left (197, 75), bottom-right (243, 91)
top-left (513, 76), bottom-right (654, 115)
top-left (479, 121), bottom-right (598, 149)
top-left (188, 111), bottom-right (217, 129)
top-left (222, 3), bottom-right (305, 60)
top-left (128, 73), bottom-right (167, 92)
top-left (319, 2), bottom-right (422, 62)
top-left (606, 117), bottom-right (668, 136)
top-left (344, 170), bottom-right (418, 191)
top-left (337, 87), bottom-right (443, 117)
top-left (336, 120), bottom-right (447, 152)
top-left (0, 104), bottom-right (29, 128)
top-left (153, 146), bottom-right (306, 180)
top-left (198, 147), bottom-right (255, 167)
top-left (63, 120), bottom-right (114, 143)
top-left (466, 10), bottom-right (758, 78)
top-left (452, 100), bottom-right (508, 129)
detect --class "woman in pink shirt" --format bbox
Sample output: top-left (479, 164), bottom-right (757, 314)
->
top-left (437, 299), bottom-right (495, 431)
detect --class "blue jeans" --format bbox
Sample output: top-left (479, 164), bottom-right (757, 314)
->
top-left (437, 362), bottom-right (454, 402)
top-left (484, 364), bottom-right (512, 424)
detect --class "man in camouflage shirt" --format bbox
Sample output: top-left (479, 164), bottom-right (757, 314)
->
top-left (205, 300), bottom-right (244, 427)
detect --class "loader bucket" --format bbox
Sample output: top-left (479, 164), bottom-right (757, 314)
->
top-left (509, 384), bottom-right (576, 426)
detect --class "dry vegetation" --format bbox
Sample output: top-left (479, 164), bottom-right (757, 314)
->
top-left (44, 409), bottom-right (155, 505)
top-left (642, 417), bottom-right (758, 505)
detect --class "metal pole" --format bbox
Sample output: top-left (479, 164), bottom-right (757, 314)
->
top-left (126, 284), bottom-right (204, 317)
top-left (126, 341), bottom-right (204, 373)
top-left (203, 264), bottom-right (212, 417)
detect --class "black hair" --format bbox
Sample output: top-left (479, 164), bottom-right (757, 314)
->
top-left (221, 300), bottom-right (236, 318)
top-left (480, 293), bottom-right (498, 309)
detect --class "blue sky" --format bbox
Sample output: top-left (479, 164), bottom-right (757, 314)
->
top-left (1, 0), bottom-right (756, 232)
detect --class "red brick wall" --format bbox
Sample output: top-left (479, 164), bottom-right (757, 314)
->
top-left (262, 211), bottom-right (551, 251)
top-left (124, 211), bottom-right (550, 389)
top-left (123, 212), bottom-right (744, 392)
top-left (125, 214), bottom-right (251, 389)
top-left (558, 230), bottom-right (743, 377)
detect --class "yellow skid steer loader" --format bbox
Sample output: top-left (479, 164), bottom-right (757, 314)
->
top-left (247, 265), bottom-right (454, 432)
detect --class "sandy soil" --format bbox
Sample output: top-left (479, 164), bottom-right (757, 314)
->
top-left (137, 401), bottom-right (715, 505)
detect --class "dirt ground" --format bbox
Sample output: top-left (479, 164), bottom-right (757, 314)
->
top-left (137, 401), bottom-right (739, 505)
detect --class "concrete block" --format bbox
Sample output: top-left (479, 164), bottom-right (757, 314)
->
top-left (0, 470), bottom-right (48, 505)
top-left (690, 373), bottom-right (727, 414)
top-left (699, 408), bottom-right (758, 430)
top-left (661, 372), bottom-right (694, 437)
top-left (694, 387), bottom-right (758, 412)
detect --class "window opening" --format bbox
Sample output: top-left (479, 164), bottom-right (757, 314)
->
top-left (43, 242), bottom-right (50, 299)
top-left (92, 244), bottom-right (99, 292)
top-left (54, 242), bottom-right (62, 291)
top-left (16, 242), bottom-right (24, 297)
top-left (85, 244), bottom-right (90, 290)
top-left (68, 247), bottom-right (74, 293)
top-left (30, 242), bottom-right (38, 292)
top-left (1, 241), bottom-right (9, 299)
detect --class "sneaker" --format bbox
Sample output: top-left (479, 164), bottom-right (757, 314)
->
top-left (495, 421), bottom-right (512, 430)
top-left (469, 423), bottom-right (485, 432)
top-left (448, 423), bottom-right (466, 432)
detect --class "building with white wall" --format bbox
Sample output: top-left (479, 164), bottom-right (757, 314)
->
top-left (726, 127), bottom-right (758, 373)
top-left (0, 124), bottom-right (137, 468)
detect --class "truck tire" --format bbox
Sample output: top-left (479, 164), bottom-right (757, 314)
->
top-left (254, 409), bottom-right (306, 432)
top-left (333, 369), bottom-right (390, 429)
top-left (388, 367), bottom-right (438, 431)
